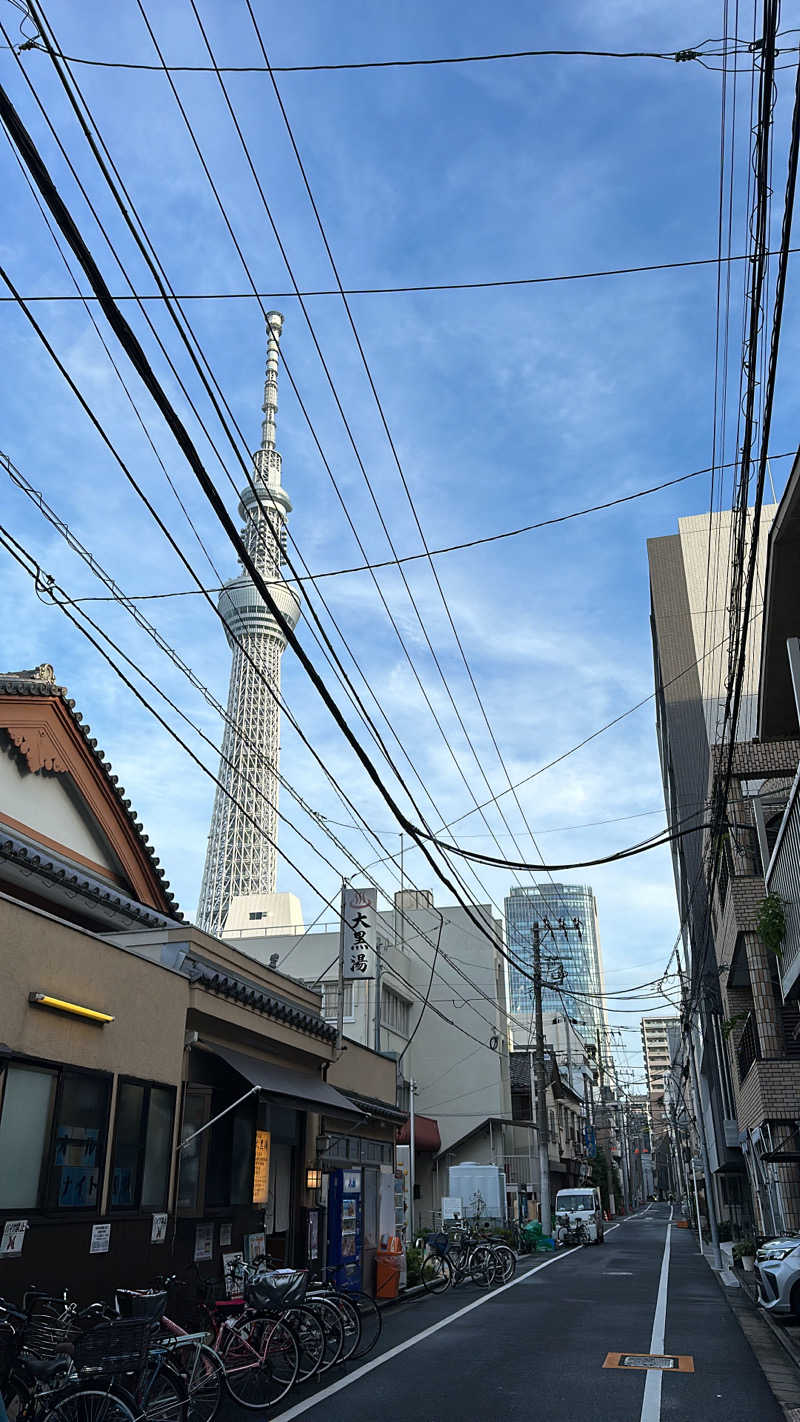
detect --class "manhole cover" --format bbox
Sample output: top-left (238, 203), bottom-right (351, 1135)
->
top-left (603, 1353), bottom-right (694, 1373)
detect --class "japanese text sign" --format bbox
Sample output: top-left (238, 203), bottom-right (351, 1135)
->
top-left (341, 886), bottom-right (377, 980)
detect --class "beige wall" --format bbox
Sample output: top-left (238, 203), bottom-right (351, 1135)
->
top-left (328, 1036), bottom-right (397, 1105)
top-left (1, 895), bottom-right (187, 1085)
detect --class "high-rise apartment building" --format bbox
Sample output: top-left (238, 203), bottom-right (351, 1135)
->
top-left (640, 1015), bottom-right (679, 1137)
top-left (505, 883), bottom-right (607, 1040)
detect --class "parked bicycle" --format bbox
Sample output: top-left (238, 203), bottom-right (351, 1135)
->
top-left (418, 1231), bottom-right (497, 1292)
top-left (554, 1213), bottom-right (590, 1248)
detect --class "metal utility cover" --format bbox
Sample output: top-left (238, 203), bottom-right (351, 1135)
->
top-left (603, 1353), bottom-right (694, 1372)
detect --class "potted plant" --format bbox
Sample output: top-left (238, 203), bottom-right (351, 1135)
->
top-left (733, 1237), bottom-right (757, 1271)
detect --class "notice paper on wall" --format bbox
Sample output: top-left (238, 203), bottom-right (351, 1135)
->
top-left (151, 1214), bottom-right (168, 1245)
top-left (219, 1223), bottom-right (232, 1249)
top-left (194, 1223), bottom-right (214, 1262)
top-left (90, 1223), bottom-right (111, 1255)
top-left (0, 1220), bottom-right (28, 1257)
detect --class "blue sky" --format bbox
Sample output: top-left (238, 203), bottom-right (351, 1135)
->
top-left (3, 0), bottom-right (799, 1084)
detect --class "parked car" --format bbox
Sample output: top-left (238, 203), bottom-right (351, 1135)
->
top-left (754, 1234), bottom-right (800, 1316)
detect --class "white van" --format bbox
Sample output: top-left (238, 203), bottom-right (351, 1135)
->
top-left (554, 1186), bottom-right (604, 1244)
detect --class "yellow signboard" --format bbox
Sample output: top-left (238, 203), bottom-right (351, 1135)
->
top-left (253, 1130), bottom-right (271, 1206)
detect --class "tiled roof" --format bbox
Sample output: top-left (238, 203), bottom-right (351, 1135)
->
top-left (186, 957), bottom-right (337, 1042)
top-left (0, 665), bottom-right (181, 919)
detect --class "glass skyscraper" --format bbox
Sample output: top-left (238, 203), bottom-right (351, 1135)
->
top-left (505, 883), bottom-right (607, 1040)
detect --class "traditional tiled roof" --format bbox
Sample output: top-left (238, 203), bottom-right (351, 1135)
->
top-left (185, 956), bottom-right (337, 1042)
top-left (0, 665), bottom-right (181, 919)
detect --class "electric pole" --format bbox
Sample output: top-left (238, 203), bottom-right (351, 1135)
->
top-left (676, 949), bottom-right (722, 1270)
top-left (532, 922), bottom-right (551, 1233)
top-left (596, 1029), bottom-right (615, 1216)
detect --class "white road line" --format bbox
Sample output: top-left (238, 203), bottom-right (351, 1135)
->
top-left (271, 1242), bottom-right (593, 1422)
top-left (640, 1205), bottom-right (673, 1422)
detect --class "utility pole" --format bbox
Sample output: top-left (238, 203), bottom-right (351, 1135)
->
top-left (596, 1030), bottom-right (615, 1215)
top-left (532, 922), bottom-right (551, 1233)
top-left (676, 948), bottom-right (722, 1270)
top-left (408, 1079), bottom-right (416, 1241)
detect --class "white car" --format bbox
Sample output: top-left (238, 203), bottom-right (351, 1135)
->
top-left (755, 1233), bottom-right (800, 1316)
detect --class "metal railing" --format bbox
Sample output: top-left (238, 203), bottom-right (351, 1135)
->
top-left (736, 1012), bottom-right (761, 1083)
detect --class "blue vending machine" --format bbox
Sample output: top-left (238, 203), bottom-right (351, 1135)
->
top-left (327, 1167), bottom-right (362, 1292)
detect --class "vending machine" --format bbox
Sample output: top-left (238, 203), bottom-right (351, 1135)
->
top-left (327, 1168), bottom-right (362, 1292)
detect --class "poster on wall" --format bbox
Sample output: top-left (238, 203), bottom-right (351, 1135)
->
top-left (193, 1223), bottom-right (214, 1262)
top-left (0, 1220), bottom-right (28, 1257)
top-left (90, 1223), bottom-right (111, 1255)
top-left (245, 1232), bottom-right (266, 1264)
top-left (219, 1223), bottom-right (232, 1248)
top-left (252, 1130), bottom-right (271, 1206)
top-left (151, 1214), bottom-right (168, 1245)
top-left (222, 1252), bottom-right (245, 1296)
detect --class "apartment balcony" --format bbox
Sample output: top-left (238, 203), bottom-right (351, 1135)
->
top-left (766, 770), bottom-right (800, 998)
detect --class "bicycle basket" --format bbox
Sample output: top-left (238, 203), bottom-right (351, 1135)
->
top-left (425, 1233), bottom-right (449, 1258)
top-left (72, 1319), bottom-right (155, 1377)
top-left (115, 1290), bottom-right (167, 1321)
top-left (23, 1305), bottom-right (79, 1359)
top-left (243, 1268), bottom-right (308, 1310)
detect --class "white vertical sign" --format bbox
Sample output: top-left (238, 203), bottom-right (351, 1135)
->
top-left (341, 886), bottom-right (377, 980)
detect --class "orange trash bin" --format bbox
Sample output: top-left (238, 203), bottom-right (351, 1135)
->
top-left (375, 1247), bottom-right (402, 1300)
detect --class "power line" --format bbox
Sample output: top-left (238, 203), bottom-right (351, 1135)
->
top-left (39, 451), bottom-right (796, 592)
top-left (11, 10), bottom-right (523, 937)
top-left (5, 251), bottom-right (800, 307)
top-left (13, 35), bottom-right (756, 75)
top-left (133, 0), bottom-right (555, 928)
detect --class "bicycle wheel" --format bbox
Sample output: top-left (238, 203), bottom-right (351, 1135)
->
top-left (220, 1314), bottom-right (298, 1410)
top-left (168, 1342), bottom-right (223, 1422)
top-left (492, 1244), bottom-right (516, 1283)
top-left (41, 1387), bottom-right (138, 1422)
top-left (285, 1307), bottom-right (325, 1381)
top-left (139, 1360), bottom-right (188, 1422)
top-left (304, 1297), bottom-right (344, 1372)
top-left (347, 1292), bottom-right (382, 1360)
top-left (325, 1292), bottom-right (360, 1363)
top-left (469, 1245), bottom-right (497, 1289)
top-left (420, 1254), bottom-right (452, 1295)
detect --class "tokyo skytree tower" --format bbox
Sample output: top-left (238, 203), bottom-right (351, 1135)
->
top-left (197, 313), bottom-right (301, 937)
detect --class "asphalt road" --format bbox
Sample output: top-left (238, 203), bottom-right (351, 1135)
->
top-left (267, 1204), bottom-right (784, 1422)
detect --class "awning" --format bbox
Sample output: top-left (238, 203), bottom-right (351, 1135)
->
top-left (200, 1043), bottom-right (363, 1121)
top-left (397, 1113), bottom-right (441, 1153)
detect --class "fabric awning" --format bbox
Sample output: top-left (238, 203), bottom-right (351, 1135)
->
top-left (200, 1043), bottom-right (363, 1121)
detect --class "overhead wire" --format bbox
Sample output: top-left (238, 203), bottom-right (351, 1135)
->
top-left (27, 1), bottom-right (531, 936)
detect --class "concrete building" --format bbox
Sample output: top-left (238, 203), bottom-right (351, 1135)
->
top-left (197, 313), bottom-right (303, 939)
top-left (251, 890), bottom-right (512, 1230)
top-left (505, 883), bottom-right (608, 1039)
top-left (648, 504), bottom-right (777, 1226)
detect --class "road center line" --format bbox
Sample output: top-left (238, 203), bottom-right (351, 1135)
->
top-left (640, 1207), bottom-right (673, 1422)
top-left (272, 1234), bottom-right (619, 1422)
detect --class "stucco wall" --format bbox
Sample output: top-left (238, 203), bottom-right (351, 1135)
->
top-left (0, 895), bottom-right (187, 1085)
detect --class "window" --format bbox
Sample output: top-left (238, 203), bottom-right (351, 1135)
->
top-left (205, 1093), bottom-right (257, 1208)
top-left (177, 1087), bottom-right (212, 1213)
top-left (315, 981), bottom-right (354, 1022)
top-left (0, 1065), bottom-right (56, 1208)
top-left (110, 1080), bottom-right (175, 1211)
top-left (249, 911), bottom-right (265, 921)
top-left (0, 1061), bottom-right (112, 1211)
top-left (381, 988), bottom-right (411, 1036)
